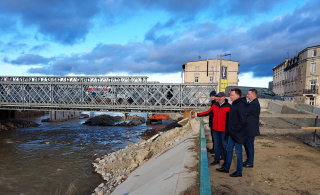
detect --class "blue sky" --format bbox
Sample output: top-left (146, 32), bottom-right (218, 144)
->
top-left (0, 0), bottom-right (319, 87)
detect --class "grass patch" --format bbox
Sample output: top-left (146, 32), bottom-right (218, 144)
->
top-left (261, 142), bottom-right (274, 147)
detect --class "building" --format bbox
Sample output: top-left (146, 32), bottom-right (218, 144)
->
top-left (272, 59), bottom-right (287, 97)
top-left (268, 81), bottom-right (273, 90)
top-left (273, 45), bottom-right (320, 105)
top-left (182, 58), bottom-right (239, 92)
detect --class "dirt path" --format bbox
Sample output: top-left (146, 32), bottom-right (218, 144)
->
top-left (208, 133), bottom-right (320, 195)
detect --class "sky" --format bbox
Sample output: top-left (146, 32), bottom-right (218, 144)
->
top-left (0, 0), bottom-right (319, 88)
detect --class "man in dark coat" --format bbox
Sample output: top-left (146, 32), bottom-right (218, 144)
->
top-left (216, 88), bottom-right (247, 177)
top-left (243, 88), bottom-right (260, 168)
top-left (208, 91), bottom-right (219, 153)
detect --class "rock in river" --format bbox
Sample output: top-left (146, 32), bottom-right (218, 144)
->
top-left (83, 114), bottom-right (123, 126)
top-left (0, 119), bottom-right (40, 131)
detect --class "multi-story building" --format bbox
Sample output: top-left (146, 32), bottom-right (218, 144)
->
top-left (272, 60), bottom-right (287, 97)
top-left (182, 59), bottom-right (239, 92)
top-left (284, 56), bottom-right (299, 102)
top-left (273, 45), bottom-right (320, 105)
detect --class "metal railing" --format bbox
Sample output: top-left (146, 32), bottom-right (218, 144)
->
top-left (0, 76), bottom-right (217, 113)
top-left (199, 118), bottom-right (211, 194)
top-left (0, 76), bottom-right (148, 83)
top-left (303, 89), bottom-right (318, 94)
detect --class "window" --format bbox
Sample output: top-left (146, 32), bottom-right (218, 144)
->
top-left (310, 98), bottom-right (315, 105)
top-left (195, 66), bottom-right (199, 71)
top-left (210, 77), bottom-right (213, 83)
top-left (310, 80), bottom-right (316, 90)
top-left (195, 76), bottom-right (199, 83)
top-left (210, 66), bottom-right (214, 71)
top-left (311, 63), bottom-right (317, 73)
top-left (313, 49), bottom-right (317, 57)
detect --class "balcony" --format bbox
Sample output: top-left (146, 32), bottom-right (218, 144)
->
top-left (303, 89), bottom-right (318, 94)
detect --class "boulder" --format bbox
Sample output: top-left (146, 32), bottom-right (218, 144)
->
top-left (0, 119), bottom-right (40, 131)
top-left (83, 114), bottom-right (122, 126)
top-left (116, 115), bottom-right (145, 126)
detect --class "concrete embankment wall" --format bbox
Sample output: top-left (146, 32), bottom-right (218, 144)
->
top-left (267, 101), bottom-right (318, 127)
top-left (49, 111), bottom-right (81, 121)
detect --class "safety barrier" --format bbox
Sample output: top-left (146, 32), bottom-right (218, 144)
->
top-left (199, 118), bottom-right (211, 194)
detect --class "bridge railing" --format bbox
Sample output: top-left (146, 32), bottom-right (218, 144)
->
top-left (0, 76), bottom-right (149, 83)
top-left (0, 80), bottom-right (217, 112)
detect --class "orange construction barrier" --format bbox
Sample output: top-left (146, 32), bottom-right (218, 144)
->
top-left (147, 114), bottom-right (169, 120)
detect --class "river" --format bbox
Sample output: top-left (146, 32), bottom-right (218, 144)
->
top-left (0, 112), bottom-right (168, 195)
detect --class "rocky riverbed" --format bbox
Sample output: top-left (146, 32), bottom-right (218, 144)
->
top-left (83, 114), bottom-right (145, 127)
top-left (92, 118), bottom-right (199, 195)
top-left (0, 119), bottom-right (39, 131)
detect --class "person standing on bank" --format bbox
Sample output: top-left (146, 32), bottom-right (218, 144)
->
top-left (193, 92), bottom-right (230, 166)
top-left (243, 88), bottom-right (260, 168)
top-left (216, 88), bottom-right (247, 177)
top-left (209, 91), bottom-right (220, 154)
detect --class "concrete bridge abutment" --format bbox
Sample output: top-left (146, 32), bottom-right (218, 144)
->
top-left (49, 111), bottom-right (81, 121)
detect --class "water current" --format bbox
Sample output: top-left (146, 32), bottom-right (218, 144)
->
top-left (0, 112), bottom-right (167, 195)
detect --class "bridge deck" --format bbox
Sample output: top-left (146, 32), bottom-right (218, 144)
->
top-left (0, 76), bottom-right (218, 113)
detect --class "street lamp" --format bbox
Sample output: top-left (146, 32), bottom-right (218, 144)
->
top-left (219, 53), bottom-right (231, 92)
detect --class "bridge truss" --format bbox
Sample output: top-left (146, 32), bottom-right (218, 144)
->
top-left (0, 76), bottom-right (217, 113)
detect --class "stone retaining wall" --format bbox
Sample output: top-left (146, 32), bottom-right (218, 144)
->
top-left (268, 101), bottom-right (316, 127)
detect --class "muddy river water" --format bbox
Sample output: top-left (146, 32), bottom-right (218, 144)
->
top-left (0, 113), bottom-right (166, 195)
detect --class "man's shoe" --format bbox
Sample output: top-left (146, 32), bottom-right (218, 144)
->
top-left (230, 171), bottom-right (242, 177)
top-left (210, 160), bottom-right (220, 166)
top-left (243, 164), bottom-right (253, 168)
top-left (216, 167), bottom-right (229, 173)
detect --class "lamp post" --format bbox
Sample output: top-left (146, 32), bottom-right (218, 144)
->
top-left (219, 53), bottom-right (231, 92)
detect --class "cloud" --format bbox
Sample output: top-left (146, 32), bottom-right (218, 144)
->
top-left (144, 19), bottom-right (176, 44)
top-left (0, 15), bottom-right (17, 33)
top-left (29, 43), bottom-right (50, 52)
top-left (0, 42), bottom-right (28, 53)
top-left (100, 0), bottom-right (213, 22)
top-left (2, 0), bottom-right (320, 80)
top-left (0, 0), bottom-right (100, 44)
top-left (222, 0), bottom-right (282, 16)
top-left (5, 54), bottom-right (52, 65)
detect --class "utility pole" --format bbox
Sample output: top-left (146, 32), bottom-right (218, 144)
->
top-left (219, 53), bottom-right (231, 92)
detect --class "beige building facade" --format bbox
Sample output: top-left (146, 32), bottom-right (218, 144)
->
top-left (273, 60), bottom-right (287, 97)
top-left (182, 59), bottom-right (239, 92)
top-left (273, 45), bottom-right (320, 106)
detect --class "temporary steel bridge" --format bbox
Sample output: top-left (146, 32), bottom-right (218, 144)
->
top-left (0, 76), bottom-right (217, 113)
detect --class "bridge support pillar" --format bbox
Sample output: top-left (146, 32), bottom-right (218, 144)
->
top-left (49, 111), bottom-right (81, 121)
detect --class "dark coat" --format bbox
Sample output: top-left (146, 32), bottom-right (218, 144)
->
top-left (209, 100), bottom-right (216, 128)
top-left (246, 98), bottom-right (261, 137)
top-left (227, 97), bottom-right (247, 144)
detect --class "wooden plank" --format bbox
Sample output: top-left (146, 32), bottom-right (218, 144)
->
top-left (260, 113), bottom-right (320, 119)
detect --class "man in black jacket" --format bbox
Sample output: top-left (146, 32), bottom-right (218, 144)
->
top-left (216, 88), bottom-right (247, 177)
top-left (243, 88), bottom-right (260, 168)
top-left (209, 91), bottom-right (219, 153)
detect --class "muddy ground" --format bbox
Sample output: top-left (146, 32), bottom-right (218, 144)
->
top-left (208, 117), bottom-right (320, 195)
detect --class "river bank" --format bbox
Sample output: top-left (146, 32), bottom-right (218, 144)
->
top-left (0, 119), bottom-right (40, 131)
top-left (92, 118), bottom-right (199, 194)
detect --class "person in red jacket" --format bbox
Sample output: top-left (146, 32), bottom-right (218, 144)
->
top-left (193, 92), bottom-right (230, 166)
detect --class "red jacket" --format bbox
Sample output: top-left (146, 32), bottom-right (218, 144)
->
top-left (197, 99), bottom-right (230, 132)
